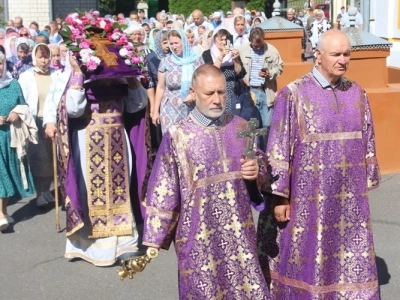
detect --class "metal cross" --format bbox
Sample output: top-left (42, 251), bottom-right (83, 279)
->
top-left (237, 118), bottom-right (268, 159)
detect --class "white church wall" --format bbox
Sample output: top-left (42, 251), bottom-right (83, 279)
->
top-left (370, 0), bottom-right (400, 68)
top-left (8, 0), bottom-right (52, 29)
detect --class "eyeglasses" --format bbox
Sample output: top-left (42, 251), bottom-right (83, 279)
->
top-left (20, 33), bottom-right (29, 37)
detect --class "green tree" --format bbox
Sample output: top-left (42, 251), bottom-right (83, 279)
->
top-left (0, 6), bottom-right (6, 27)
top-left (99, 0), bottom-right (116, 15)
top-left (169, 0), bottom-right (231, 19)
top-left (246, 0), bottom-right (266, 11)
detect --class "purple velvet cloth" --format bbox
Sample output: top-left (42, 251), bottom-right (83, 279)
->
top-left (124, 108), bottom-right (151, 224)
top-left (85, 82), bottom-right (128, 102)
top-left (58, 72), bottom-right (85, 234)
top-left (83, 45), bottom-right (143, 82)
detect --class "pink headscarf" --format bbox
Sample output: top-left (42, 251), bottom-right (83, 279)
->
top-left (210, 27), bottom-right (233, 67)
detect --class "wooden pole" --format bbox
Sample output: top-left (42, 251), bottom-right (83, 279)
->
top-left (52, 139), bottom-right (60, 231)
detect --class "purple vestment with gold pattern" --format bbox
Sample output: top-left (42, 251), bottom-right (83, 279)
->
top-left (257, 73), bottom-right (381, 299)
top-left (143, 114), bottom-right (271, 300)
top-left (57, 78), bottom-right (151, 266)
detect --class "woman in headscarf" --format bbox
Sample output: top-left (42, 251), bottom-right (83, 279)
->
top-left (202, 28), bottom-right (245, 113)
top-left (145, 30), bottom-right (170, 153)
top-left (185, 28), bottom-right (196, 47)
top-left (141, 22), bottom-right (151, 39)
top-left (231, 14), bottom-right (249, 48)
top-left (309, 9), bottom-right (331, 53)
top-left (18, 44), bottom-right (56, 207)
top-left (49, 44), bottom-right (62, 70)
top-left (151, 29), bottom-right (204, 134)
top-left (8, 38), bottom-right (33, 79)
top-left (4, 35), bottom-right (17, 60)
top-left (252, 16), bottom-right (265, 27)
top-left (18, 27), bottom-right (31, 39)
top-left (148, 28), bottom-right (160, 51)
top-left (0, 49), bottom-right (35, 231)
top-left (199, 29), bottom-right (213, 52)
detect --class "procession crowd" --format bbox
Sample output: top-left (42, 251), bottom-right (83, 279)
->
top-left (0, 3), bottom-right (381, 300)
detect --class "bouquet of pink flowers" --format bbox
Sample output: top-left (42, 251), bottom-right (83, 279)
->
top-left (60, 10), bottom-right (147, 75)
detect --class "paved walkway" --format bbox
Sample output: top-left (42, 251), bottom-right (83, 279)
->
top-left (0, 174), bottom-right (399, 300)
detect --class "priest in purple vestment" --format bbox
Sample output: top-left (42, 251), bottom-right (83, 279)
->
top-left (44, 52), bottom-right (152, 266)
top-left (257, 30), bottom-right (381, 298)
top-left (143, 65), bottom-right (271, 299)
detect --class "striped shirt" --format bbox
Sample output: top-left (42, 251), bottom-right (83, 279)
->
top-left (191, 108), bottom-right (225, 127)
top-left (312, 67), bottom-right (343, 89)
top-left (249, 47), bottom-right (265, 87)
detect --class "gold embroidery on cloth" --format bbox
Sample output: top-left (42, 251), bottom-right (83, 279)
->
top-left (271, 271), bottom-right (378, 294)
top-left (146, 206), bottom-right (179, 220)
top-left (86, 112), bottom-right (133, 238)
top-left (270, 158), bottom-right (289, 170)
top-left (64, 196), bottom-right (84, 237)
top-left (191, 171), bottom-right (242, 191)
top-left (303, 131), bottom-right (362, 143)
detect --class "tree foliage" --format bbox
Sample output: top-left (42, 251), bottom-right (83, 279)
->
top-left (246, 0), bottom-right (266, 12)
top-left (0, 6), bottom-right (6, 27)
top-left (169, 0), bottom-right (231, 18)
top-left (99, 0), bottom-right (116, 15)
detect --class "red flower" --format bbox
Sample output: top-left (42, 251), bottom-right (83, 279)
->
top-left (104, 23), bottom-right (113, 33)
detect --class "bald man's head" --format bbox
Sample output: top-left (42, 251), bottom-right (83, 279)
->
top-left (192, 9), bottom-right (204, 26)
top-left (316, 29), bottom-right (351, 85)
top-left (233, 7), bottom-right (245, 16)
top-left (317, 29), bottom-right (350, 53)
top-left (190, 65), bottom-right (227, 120)
top-left (192, 64), bottom-right (225, 87)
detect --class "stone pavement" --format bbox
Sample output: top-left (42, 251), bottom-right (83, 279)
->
top-left (0, 174), bottom-right (399, 300)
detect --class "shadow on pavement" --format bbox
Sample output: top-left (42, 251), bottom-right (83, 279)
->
top-left (3, 190), bottom-right (62, 234)
top-left (376, 255), bottom-right (391, 285)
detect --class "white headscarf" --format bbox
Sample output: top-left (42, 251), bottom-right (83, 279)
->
top-left (31, 43), bottom-right (51, 73)
top-left (0, 51), bottom-right (13, 88)
top-left (4, 36), bottom-right (17, 59)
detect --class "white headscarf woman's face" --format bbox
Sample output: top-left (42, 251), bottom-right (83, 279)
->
top-left (32, 44), bottom-right (51, 73)
top-left (234, 16), bottom-right (246, 35)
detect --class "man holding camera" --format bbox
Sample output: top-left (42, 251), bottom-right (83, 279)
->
top-left (238, 27), bottom-right (283, 130)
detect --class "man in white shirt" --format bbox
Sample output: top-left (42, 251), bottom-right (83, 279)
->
top-left (340, 6), bottom-right (363, 30)
top-left (186, 9), bottom-right (214, 32)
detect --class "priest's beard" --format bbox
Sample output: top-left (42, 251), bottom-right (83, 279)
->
top-left (196, 101), bottom-right (226, 120)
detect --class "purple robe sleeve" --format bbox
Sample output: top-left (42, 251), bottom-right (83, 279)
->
top-left (363, 92), bottom-right (381, 190)
top-left (265, 86), bottom-right (297, 199)
top-left (143, 131), bottom-right (181, 250)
